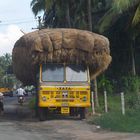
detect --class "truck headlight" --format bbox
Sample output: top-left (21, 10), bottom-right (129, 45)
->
top-left (42, 96), bottom-right (46, 101)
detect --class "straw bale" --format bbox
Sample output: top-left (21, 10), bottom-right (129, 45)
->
top-left (12, 28), bottom-right (111, 85)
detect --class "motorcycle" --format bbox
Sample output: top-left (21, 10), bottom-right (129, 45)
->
top-left (18, 96), bottom-right (24, 105)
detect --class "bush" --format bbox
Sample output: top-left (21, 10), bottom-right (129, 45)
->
top-left (120, 75), bottom-right (140, 94)
top-left (28, 97), bottom-right (36, 110)
top-left (118, 76), bottom-right (140, 110)
top-left (97, 75), bottom-right (114, 95)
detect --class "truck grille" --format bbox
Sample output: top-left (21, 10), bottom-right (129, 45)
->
top-left (42, 91), bottom-right (87, 100)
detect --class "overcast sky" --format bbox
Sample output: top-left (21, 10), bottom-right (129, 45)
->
top-left (0, 0), bottom-right (39, 56)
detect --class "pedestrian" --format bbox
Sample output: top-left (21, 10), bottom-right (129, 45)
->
top-left (0, 92), bottom-right (4, 115)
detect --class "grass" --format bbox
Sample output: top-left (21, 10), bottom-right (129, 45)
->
top-left (91, 110), bottom-right (140, 133)
top-left (90, 95), bottom-right (140, 133)
top-left (95, 95), bottom-right (121, 113)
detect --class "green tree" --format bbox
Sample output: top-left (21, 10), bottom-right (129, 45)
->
top-left (0, 53), bottom-right (14, 88)
top-left (98, 0), bottom-right (140, 76)
top-left (30, 0), bottom-right (47, 16)
top-left (30, 0), bottom-right (103, 29)
top-left (30, 0), bottom-right (72, 28)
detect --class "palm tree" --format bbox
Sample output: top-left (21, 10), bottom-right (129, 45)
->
top-left (98, 0), bottom-right (140, 76)
top-left (65, 0), bottom-right (71, 27)
top-left (98, 0), bottom-right (140, 32)
top-left (87, 0), bottom-right (92, 31)
top-left (113, 0), bottom-right (140, 76)
top-left (30, 0), bottom-right (50, 16)
top-left (0, 53), bottom-right (13, 88)
top-left (30, 0), bottom-right (72, 28)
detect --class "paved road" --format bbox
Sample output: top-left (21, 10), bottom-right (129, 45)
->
top-left (0, 96), bottom-right (140, 140)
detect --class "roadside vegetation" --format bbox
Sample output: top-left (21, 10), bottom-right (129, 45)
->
top-left (92, 110), bottom-right (140, 133)
top-left (90, 75), bottom-right (140, 133)
top-left (0, 54), bottom-right (18, 89)
top-left (28, 97), bottom-right (36, 110)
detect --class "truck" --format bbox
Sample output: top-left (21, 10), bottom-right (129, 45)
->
top-left (12, 28), bottom-right (111, 121)
top-left (38, 63), bottom-right (90, 120)
top-left (0, 88), bottom-right (13, 97)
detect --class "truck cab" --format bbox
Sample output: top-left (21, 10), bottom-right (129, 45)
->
top-left (38, 63), bottom-right (91, 120)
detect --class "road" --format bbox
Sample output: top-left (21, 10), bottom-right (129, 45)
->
top-left (0, 95), bottom-right (140, 140)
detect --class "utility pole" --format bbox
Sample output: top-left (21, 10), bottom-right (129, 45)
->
top-left (38, 16), bottom-right (42, 30)
top-left (32, 16), bottom-right (42, 30)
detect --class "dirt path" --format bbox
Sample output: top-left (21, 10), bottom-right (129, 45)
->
top-left (0, 118), bottom-right (140, 140)
top-left (0, 97), bottom-right (140, 140)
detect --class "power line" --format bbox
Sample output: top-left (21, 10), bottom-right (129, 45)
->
top-left (0, 20), bottom-right (37, 26)
top-left (0, 17), bottom-right (36, 22)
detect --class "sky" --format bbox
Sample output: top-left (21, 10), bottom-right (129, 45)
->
top-left (0, 0), bottom-right (40, 56)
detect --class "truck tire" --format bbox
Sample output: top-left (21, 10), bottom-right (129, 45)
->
top-left (79, 107), bottom-right (85, 119)
top-left (70, 107), bottom-right (75, 116)
top-left (38, 108), bottom-right (46, 121)
top-left (70, 108), bottom-right (78, 117)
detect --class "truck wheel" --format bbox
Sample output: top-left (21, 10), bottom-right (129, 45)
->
top-left (70, 108), bottom-right (78, 117)
top-left (70, 108), bottom-right (75, 116)
top-left (79, 108), bottom-right (85, 119)
top-left (38, 108), bottom-right (46, 121)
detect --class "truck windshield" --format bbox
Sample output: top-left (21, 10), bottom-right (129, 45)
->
top-left (66, 64), bottom-right (88, 82)
top-left (42, 64), bottom-right (64, 82)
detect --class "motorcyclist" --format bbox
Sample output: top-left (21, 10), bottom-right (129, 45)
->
top-left (16, 87), bottom-right (26, 103)
top-left (0, 92), bottom-right (4, 115)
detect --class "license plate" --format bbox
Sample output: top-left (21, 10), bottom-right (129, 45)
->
top-left (61, 102), bottom-right (69, 107)
top-left (61, 107), bottom-right (69, 114)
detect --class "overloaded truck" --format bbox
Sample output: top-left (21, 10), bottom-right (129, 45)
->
top-left (38, 63), bottom-right (90, 120)
top-left (12, 28), bottom-right (111, 120)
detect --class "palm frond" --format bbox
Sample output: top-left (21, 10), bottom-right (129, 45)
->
top-left (30, 0), bottom-right (46, 16)
top-left (44, 0), bottom-right (53, 10)
top-left (97, 8), bottom-right (120, 33)
top-left (112, 0), bottom-right (131, 13)
top-left (132, 3), bottom-right (140, 27)
top-left (30, 0), bottom-right (38, 7)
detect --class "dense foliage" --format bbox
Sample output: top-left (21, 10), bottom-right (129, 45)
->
top-left (0, 54), bottom-right (16, 88)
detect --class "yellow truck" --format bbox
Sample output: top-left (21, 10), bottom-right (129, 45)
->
top-left (0, 88), bottom-right (13, 97)
top-left (38, 63), bottom-right (91, 120)
top-left (12, 28), bottom-right (111, 121)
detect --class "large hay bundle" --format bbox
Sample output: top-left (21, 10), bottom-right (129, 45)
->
top-left (12, 28), bottom-right (111, 85)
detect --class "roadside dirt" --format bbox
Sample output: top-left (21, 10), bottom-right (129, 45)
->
top-left (0, 97), bottom-right (140, 140)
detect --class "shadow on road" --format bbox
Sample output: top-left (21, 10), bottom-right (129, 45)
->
top-left (0, 105), bottom-right (37, 122)
top-left (0, 105), bottom-right (82, 122)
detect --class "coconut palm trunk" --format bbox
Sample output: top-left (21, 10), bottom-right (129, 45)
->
top-left (65, 1), bottom-right (71, 28)
top-left (87, 0), bottom-right (99, 107)
top-left (131, 39), bottom-right (136, 76)
top-left (87, 0), bottom-right (92, 31)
